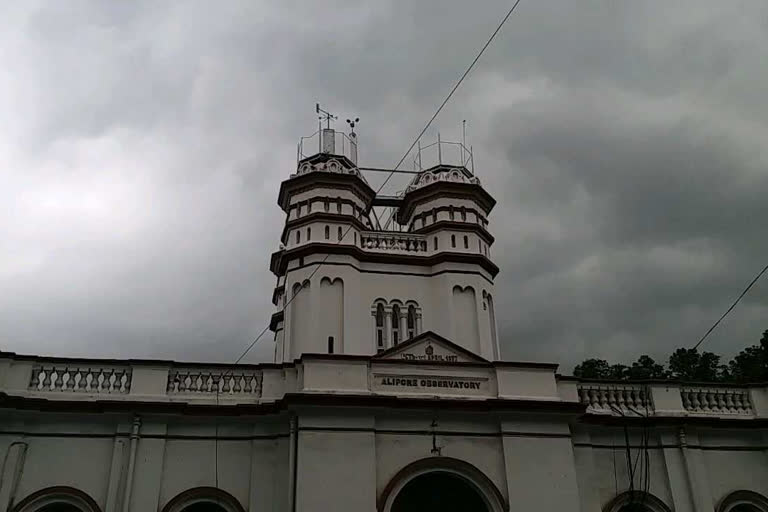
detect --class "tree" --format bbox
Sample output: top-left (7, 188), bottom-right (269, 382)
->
top-left (627, 355), bottom-right (666, 380)
top-left (608, 363), bottom-right (630, 380)
top-left (667, 348), bottom-right (723, 382)
top-left (573, 358), bottom-right (611, 379)
top-left (728, 329), bottom-right (768, 382)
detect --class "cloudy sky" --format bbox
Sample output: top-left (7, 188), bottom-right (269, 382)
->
top-left (1, 1), bottom-right (766, 370)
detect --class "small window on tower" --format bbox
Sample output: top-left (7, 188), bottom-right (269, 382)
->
top-left (354, 232), bottom-right (358, 245)
top-left (337, 200), bottom-right (342, 214)
top-left (324, 199), bottom-right (329, 212)
top-left (324, 225), bottom-right (330, 240)
top-left (461, 207), bottom-right (467, 221)
top-left (375, 303), bottom-right (385, 352)
top-left (391, 304), bottom-right (400, 346)
top-left (421, 216), bottom-right (426, 228)
top-left (478, 239), bottom-right (482, 252)
top-left (296, 230), bottom-right (301, 244)
top-left (432, 210), bottom-right (437, 223)
top-left (463, 235), bottom-right (469, 249)
top-left (307, 201), bottom-right (312, 213)
top-left (338, 226), bottom-right (343, 241)
top-left (407, 305), bottom-right (416, 339)
top-left (433, 237), bottom-right (438, 250)
top-left (451, 235), bottom-right (456, 248)
top-left (307, 227), bottom-right (311, 240)
top-left (449, 207), bottom-right (455, 221)
top-left (328, 336), bottom-right (334, 354)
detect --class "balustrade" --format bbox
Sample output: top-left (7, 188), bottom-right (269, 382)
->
top-left (578, 384), bottom-right (653, 414)
top-left (681, 387), bottom-right (753, 415)
top-left (360, 231), bottom-right (427, 253)
top-left (29, 365), bottom-right (132, 394)
top-left (167, 369), bottom-right (263, 396)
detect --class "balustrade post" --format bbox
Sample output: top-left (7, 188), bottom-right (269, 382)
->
top-left (129, 364), bottom-right (171, 397)
top-left (750, 386), bottom-right (768, 418)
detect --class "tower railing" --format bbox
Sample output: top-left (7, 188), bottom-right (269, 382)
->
top-left (412, 136), bottom-right (474, 174)
top-left (297, 128), bottom-right (358, 165)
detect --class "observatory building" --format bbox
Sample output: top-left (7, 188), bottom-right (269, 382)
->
top-left (1, 118), bottom-right (768, 512)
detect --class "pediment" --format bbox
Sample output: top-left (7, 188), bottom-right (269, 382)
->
top-left (373, 331), bottom-right (489, 364)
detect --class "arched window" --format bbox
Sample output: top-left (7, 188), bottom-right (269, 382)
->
top-left (375, 303), bottom-right (385, 352)
top-left (296, 230), bottom-right (301, 244)
top-left (307, 201), bottom-right (312, 213)
top-left (338, 226), bottom-right (343, 241)
top-left (432, 210), bottom-right (436, 223)
top-left (433, 237), bottom-right (438, 250)
top-left (10, 487), bottom-right (101, 512)
top-left (460, 207), bottom-right (467, 221)
top-left (451, 235), bottom-right (456, 248)
top-left (306, 227), bottom-right (311, 240)
top-left (603, 491), bottom-right (672, 512)
top-left (717, 491), bottom-right (768, 512)
top-left (160, 487), bottom-right (246, 512)
top-left (337, 199), bottom-right (342, 214)
top-left (449, 207), bottom-right (455, 220)
top-left (421, 216), bottom-right (426, 228)
top-left (407, 305), bottom-right (417, 339)
top-left (324, 225), bottom-right (330, 240)
top-left (391, 304), bottom-right (401, 346)
top-left (324, 199), bottom-right (329, 212)
top-left (463, 235), bottom-right (469, 249)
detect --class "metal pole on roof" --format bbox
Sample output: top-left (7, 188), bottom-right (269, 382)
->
top-left (417, 140), bottom-right (422, 170)
top-left (462, 120), bottom-right (466, 166)
top-left (437, 132), bottom-right (442, 165)
top-left (470, 145), bottom-right (475, 175)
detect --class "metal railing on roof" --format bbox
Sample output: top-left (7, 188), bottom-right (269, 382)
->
top-left (297, 128), bottom-right (358, 165)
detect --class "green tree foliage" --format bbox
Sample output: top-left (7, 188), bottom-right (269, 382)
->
top-left (628, 355), bottom-right (666, 380)
top-left (573, 358), bottom-right (611, 379)
top-left (573, 329), bottom-right (768, 383)
top-left (573, 357), bottom-right (663, 380)
top-left (728, 329), bottom-right (768, 382)
top-left (667, 348), bottom-right (723, 382)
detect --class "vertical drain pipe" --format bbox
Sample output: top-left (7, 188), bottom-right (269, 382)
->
top-left (121, 416), bottom-right (141, 512)
top-left (678, 426), bottom-right (699, 512)
top-left (2, 441), bottom-right (28, 511)
top-left (287, 415), bottom-right (298, 512)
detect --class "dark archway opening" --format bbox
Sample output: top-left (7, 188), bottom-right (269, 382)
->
top-left (732, 506), bottom-right (762, 512)
top-left (181, 504), bottom-right (228, 512)
top-left (392, 471), bottom-right (488, 512)
top-left (38, 506), bottom-right (82, 512)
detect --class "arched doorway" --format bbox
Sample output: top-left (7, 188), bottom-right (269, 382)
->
top-left (391, 471), bottom-right (488, 512)
top-left (379, 457), bottom-right (507, 512)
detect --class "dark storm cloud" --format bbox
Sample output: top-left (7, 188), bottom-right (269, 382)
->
top-left (1, 1), bottom-right (766, 370)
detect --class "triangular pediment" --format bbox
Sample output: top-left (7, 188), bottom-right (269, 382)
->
top-left (373, 331), bottom-right (489, 364)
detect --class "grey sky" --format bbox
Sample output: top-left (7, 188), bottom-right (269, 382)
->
top-left (1, 1), bottom-right (766, 370)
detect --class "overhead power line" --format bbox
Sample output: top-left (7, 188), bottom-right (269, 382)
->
top-left (380, 0), bottom-right (522, 229)
top-left (692, 263), bottom-right (768, 350)
top-left (225, 1), bottom-right (525, 366)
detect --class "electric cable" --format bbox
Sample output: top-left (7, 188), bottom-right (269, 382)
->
top-left (692, 263), bottom-right (768, 350)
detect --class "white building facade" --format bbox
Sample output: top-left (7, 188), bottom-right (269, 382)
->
top-left (1, 127), bottom-right (768, 512)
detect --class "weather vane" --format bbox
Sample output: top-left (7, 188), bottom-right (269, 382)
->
top-left (316, 103), bottom-right (337, 129)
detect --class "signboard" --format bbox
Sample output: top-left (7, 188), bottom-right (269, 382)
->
top-left (372, 373), bottom-right (490, 395)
